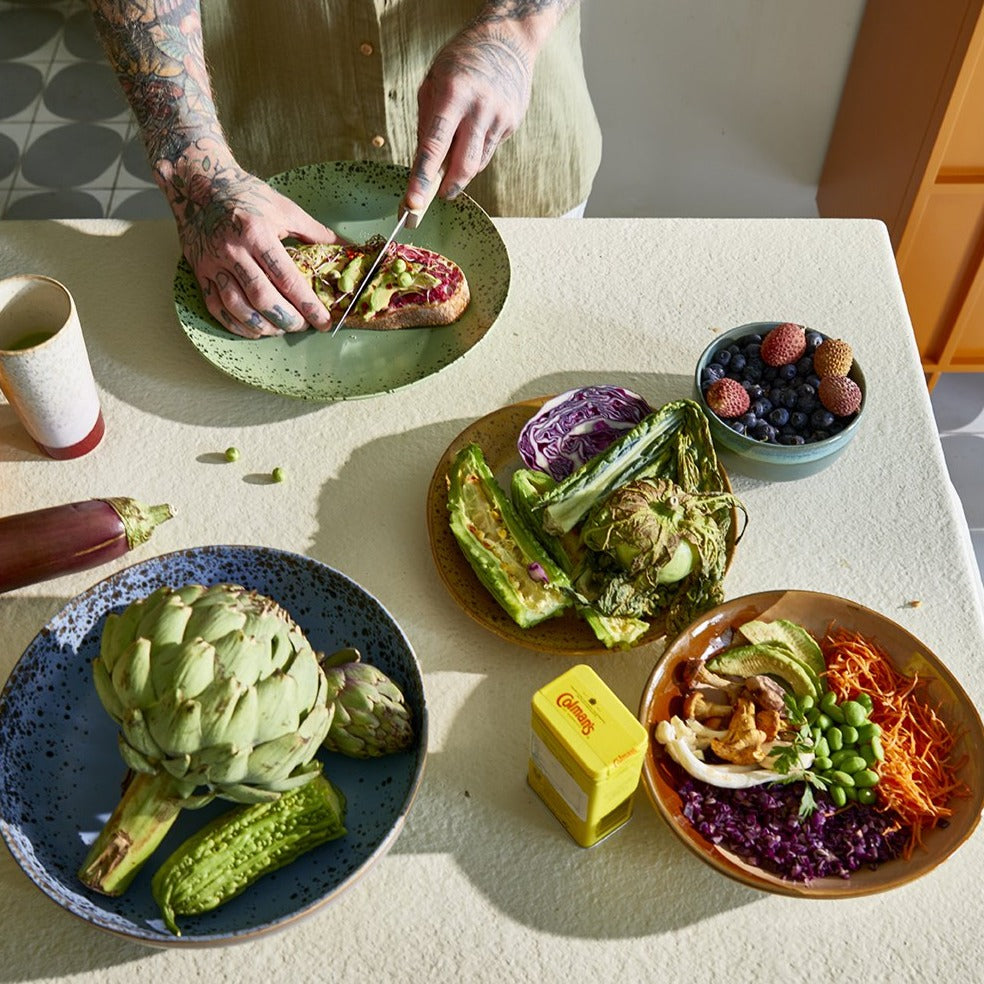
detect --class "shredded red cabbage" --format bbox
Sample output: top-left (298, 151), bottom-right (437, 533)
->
top-left (518, 385), bottom-right (653, 481)
top-left (679, 779), bottom-right (907, 881)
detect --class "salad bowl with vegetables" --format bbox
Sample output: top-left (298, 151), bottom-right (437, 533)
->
top-left (639, 590), bottom-right (984, 898)
top-left (426, 387), bottom-right (746, 655)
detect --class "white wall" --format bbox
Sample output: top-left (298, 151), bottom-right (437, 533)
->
top-left (580, 0), bottom-right (866, 218)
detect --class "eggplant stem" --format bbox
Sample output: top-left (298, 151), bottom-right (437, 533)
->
top-left (103, 498), bottom-right (175, 549)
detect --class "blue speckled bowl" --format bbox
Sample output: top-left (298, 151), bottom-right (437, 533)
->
top-left (0, 546), bottom-right (427, 947)
top-left (694, 322), bottom-right (867, 481)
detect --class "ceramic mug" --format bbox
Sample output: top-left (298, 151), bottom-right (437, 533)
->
top-left (0, 275), bottom-right (105, 459)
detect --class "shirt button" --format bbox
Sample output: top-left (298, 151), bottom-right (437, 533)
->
top-left (371, 135), bottom-right (386, 148)
top-left (360, 42), bottom-right (374, 56)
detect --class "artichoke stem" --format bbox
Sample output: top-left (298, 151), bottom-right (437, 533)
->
top-left (78, 770), bottom-right (186, 897)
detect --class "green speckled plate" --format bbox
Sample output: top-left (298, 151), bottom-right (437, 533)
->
top-left (173, 161), bottom-right (510, 401)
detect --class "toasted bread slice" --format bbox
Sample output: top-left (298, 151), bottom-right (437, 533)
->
top-left (287, 239), bottom-right (470, 330)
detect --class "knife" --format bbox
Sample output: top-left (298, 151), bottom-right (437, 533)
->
top-left (330, 167), bottom-right (446, 336)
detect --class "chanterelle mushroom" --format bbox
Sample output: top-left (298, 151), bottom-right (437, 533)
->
top-left (710, 696), bottom-right (769, 765)
top-left (682, 689), bottom-right (734, 723)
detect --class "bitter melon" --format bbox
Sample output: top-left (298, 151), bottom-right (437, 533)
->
top-left (151, 771), bottom-right (347, 935)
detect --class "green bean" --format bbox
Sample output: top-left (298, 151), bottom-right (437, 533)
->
top-left (838, 755), bottom-right (868, 775)
top-left (830, 784), bottom-right (847, 808)
top-left (815, 712), bottom-right (832, 730)
top-left (813, 756), bottom-right (833, 772)
top-left (854, 769), bottom-right (880, 788)
top-left (828, 770), bottom-right (855, 788)
top-left (857, 787), bottom-right (878, 805)
top-left (826, 726), bottom-right (844, 752)
top-left (824, 703), bottom-right (845, 724)
top-left (869, 735), bottom-right (885, 762)
top-left (799, 694), bottom-right (816, 713)
top-left (841, 700), bottom-right (868, 728)
top-left (813, 736), bottom-right (830, 760)
top-left (840, 724), bottom-right (859, 745)
top-left (856, 693), bottom-right (874, 713)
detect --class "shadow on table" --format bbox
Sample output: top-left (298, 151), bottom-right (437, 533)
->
top-left (303, 369), bottom-right (761, 939)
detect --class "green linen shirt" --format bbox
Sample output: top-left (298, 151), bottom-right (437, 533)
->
top-left (201, 0), bottom-right (602, 216)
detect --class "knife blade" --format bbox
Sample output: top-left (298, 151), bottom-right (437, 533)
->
top-left (330, 209), bottom-right (409, 336)
top-left (330, 166), bottom-right (446, 335)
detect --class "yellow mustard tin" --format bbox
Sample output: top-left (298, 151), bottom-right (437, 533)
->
top-left (528, 664), bottom-right (648, 847)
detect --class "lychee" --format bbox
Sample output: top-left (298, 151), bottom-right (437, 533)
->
top-left (814, 338), bottom-right (854, 377)
top-left (818, 375), bottom-right (862, 416)
top-left (705, 377), bottom-right (750, 419)
top-left (760, 322), bottom-right (807, 366)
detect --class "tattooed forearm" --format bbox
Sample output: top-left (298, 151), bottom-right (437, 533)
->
top-left (86, 1), bottom-right (222, 165)
top-left (475, 0), bottom-right (578, 26)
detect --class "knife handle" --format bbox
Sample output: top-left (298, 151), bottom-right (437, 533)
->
top-left (402, 164), bottom-right (448, 229)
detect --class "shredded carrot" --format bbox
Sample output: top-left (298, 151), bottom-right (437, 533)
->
top-left (822, 628), bottom-right (969, 858)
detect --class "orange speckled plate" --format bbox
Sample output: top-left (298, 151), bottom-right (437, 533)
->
top-left (639, 589), bottom-right (984, 898)
top-left (425, 397), bottom-right (739, 656)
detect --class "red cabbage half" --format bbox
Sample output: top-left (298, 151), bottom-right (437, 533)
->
top-left (518, 385), bottom-right (653, 481)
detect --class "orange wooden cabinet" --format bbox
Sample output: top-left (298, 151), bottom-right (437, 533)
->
top-left (817, 0), bottom-right (984, 388)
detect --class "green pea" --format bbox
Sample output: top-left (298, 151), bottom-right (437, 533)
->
top-left (271, 466), bottom-right (286, 483)
top-left (838, 755), bottom-right (868, 775)
top-left (857, 787), bottom-right (878, 805)
top-left (224, 446), bottom-right (240, 462)
top-left (856, 722), bottom-right (881, 743)
top-left (830, 784), bottom-right (847, 808)
top-left (828, 770), bottom-right (855, 788)
top-left (841, 700), bottom-right (868, 728)
top-left (869, 735), bottom-right (885, 762)
top-left (813, 756), bottom-right (833, 772)
top-left (391, 257), bottom-right (407, 274)
top-left (826, 726), bottom-right (844, 752)
top-left (854, 769), bottom-right (880, 788)
top-left (840, 724), bottom-right (859, 745)
top-left (397, 271), bottom-right (414, 288)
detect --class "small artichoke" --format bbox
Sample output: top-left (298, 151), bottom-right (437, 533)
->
top-left (320, 651), bottom-right (414, 758)
top-left (79, 583), bottom-right (333, 896)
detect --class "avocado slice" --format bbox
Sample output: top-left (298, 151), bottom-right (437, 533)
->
top-left (706, 642), bottom-right (821, 699)
top-left (738, 618), bottom-right (827, 680)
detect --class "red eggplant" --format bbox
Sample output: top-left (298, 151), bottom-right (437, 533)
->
top-left (0, 497), bottom-right (174, 593)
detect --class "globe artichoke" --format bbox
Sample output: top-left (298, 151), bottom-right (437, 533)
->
top-left (78, 583), bottom-right (333, 896)
top-left (319, 650), bottom-right (414, 758)
top-left (579, 477), bottom-right (745, 632)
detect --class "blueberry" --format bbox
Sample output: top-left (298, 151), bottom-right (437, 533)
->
top-left (743, 363), bottom-right (763, 383)
top-left (752, 421), bottom-right (777, 442)
top-left (744, 340), bottom-right (762, 359)
top-left (796, 355), bottom-right (814, 376)
top-left (744, 382), bottom-right (766, 400)
top-left (780, 434), bottom-right (806, 445)
top-left (727, 420), bottom-right (746, 435)
top-left (789, 410), bottom-right (808, 430)
top-left (729, 352), bottom-right (747, 373)
top-left (811, 408), bottom-right (835, 430)
top-left (739, 412), bottom-right (758, 429)
top-left (768, 407), bottom-right (790, 427)
top-left (778, 363), bottom-right (797, 382)
top-left (702, 364), bottom-right (726, 384)
top-left (751, 398), bottom-right (772, 417)
top-left (806, 373), bottom-right (821, 390)
top-left (762, 365), bottom-right (778, 382)
top-left (716, 348), bottom-right (732, 366)
top-left (806, 331), bottom-right (825, 351)
top-left (811, 430), bottom-right (831, 441)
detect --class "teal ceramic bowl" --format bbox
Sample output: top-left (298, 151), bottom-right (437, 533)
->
top-left (694, 322), bottom-right (866, 482)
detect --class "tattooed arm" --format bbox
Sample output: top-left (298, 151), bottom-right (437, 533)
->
top-left (87, 0), bottom-right (339, 338)
top-left (406, 0), bottom-right (579, 213)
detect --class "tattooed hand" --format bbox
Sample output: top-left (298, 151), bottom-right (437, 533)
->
top-left (158, 144), bottom-right (341, 339)
top-left (406, 1), bottom-right (574, 212)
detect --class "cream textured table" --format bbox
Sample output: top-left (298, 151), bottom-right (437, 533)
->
top-left (1, 218), bottom-right (982, 983)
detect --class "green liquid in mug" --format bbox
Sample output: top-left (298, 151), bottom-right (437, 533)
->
top-left (5, 330), bottom-right (55, 351)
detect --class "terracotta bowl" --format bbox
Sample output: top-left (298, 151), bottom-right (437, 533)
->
top-left (638, 589), bottom-right (984, 898)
